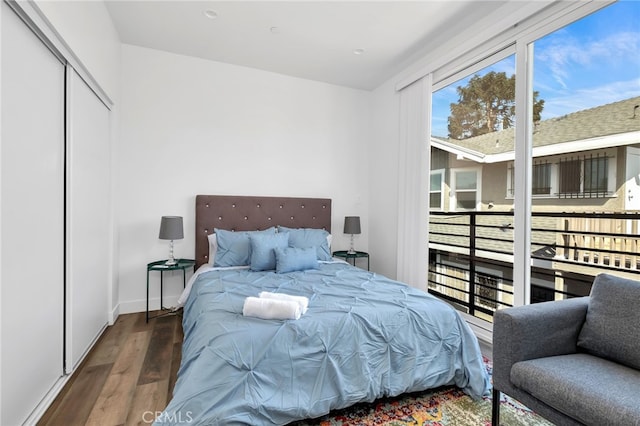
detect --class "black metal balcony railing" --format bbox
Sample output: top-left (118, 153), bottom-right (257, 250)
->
top-left (428, 211), bottom-right (640, 323)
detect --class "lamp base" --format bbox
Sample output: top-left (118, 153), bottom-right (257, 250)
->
top-left (165, 239), bottom-right (178, 265)
top-left (348, 234), bottom-right (356, 254)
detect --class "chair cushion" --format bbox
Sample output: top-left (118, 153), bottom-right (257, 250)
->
top-left (511, 354), bottom-right (640, 425)
top-left (577, 273), bottom-right (640, 370)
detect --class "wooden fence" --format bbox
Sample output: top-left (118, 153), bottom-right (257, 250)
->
top-left (556, 217), bottom-right (640, 270)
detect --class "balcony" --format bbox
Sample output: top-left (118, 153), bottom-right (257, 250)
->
top-left (428, 211), bottom-right (640, 322)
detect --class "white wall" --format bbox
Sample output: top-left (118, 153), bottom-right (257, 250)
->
top-left (117, 44), bottom-right (371, 313)
top-left (368, 79), bottom-right (401, 280)
top-left (34, 0), bottom-right (120, 99)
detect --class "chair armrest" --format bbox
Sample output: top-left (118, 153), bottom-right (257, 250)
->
top-left (492, 297), bottom-right (589, 390)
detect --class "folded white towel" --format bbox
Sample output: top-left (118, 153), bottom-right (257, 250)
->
top-left (242, 297), bottom-right (301, 320)
top-left (259, 291), bottom-right (309, 314)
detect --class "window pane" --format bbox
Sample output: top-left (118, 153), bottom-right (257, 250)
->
top-left (430, 172), bottom-right (443, 210)
top-left (455, 192), bottom-right (476, 210)
top-left (429, 54), bottom-right (515, 324)
top-left (455, 171), bottom-right (477, 190)
top-left (430, 193), bottom-right (442, 209)
top-left (507, 163), bottom-right (515, 197)
top-left (584, 156), bottom-right (608, 193)
top-left (430, 173), bottom-right (442, 191)
top-left (530, 1), bottom-right (640, 303)
top-left (558, 159), bottom-right (581, 194)
top-left (428, 1), bottom-right (640, 329)
top-left (532, 163), bottom-right (551, 195)
top-left (475, 273), bottom-right (498, 310)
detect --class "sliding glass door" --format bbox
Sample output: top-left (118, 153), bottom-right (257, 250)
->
top-left (427, 1), bottom-right (640, 332)
top-left (429, 53), bottom-right (516, 329)
top-left (527, 1), bottom-right (640, 304)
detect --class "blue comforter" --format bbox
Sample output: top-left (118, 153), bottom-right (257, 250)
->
top-left (157, 262), bottom-right (490, 425)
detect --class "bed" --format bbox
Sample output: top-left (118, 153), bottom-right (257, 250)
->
top-left (156, 195), bottom-right (490, 425)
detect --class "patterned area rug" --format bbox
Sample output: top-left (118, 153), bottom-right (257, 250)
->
top-left (291, 359), bottom-right (553, 426)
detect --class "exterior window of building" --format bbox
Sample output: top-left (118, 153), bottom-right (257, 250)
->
top-left (508, 152), bottom-right (615, 199)
top-left (558, 158), bottom-right (582, 195)
top-left (509, 161), bottom-right (552, 197)
top-left (430, 170), bottom-right (444, 211)
top-left (532, 162), bottom-right (551, 195)
top-left (584, 156), bottom-right (608, 194)
top-left (507, 164), bottom-right (515, 198)
top-left (475, 272), bottom-right (498, 310)
top-left (557, 153), bottom-right (612, 198)
top-left (452, 169), bottom-right (480, 211)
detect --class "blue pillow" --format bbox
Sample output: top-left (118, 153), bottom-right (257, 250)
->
top-left (214, 227), bottom-right (276, 267)
top-left (274, 246), bottom-right (318, 273)
top-left (249, 232), bottom-right (289, 271)
top-left (277, 226), bottom-right (331, 261)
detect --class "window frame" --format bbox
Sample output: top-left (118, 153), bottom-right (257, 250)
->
top-left (425, 1), bottom-right (616, 338)
top-left (450, 167), bottom-right (482, 211)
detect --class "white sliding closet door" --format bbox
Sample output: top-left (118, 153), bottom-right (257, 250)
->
top-left (1, 3), bottom-right (65, 425)
top-left (65, 69), bottom-right (110, 372)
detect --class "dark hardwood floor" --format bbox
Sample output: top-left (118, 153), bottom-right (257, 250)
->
top-left (37, 310), bottom-right (494, 426)
top-left (38, 311), bottom-right (182, 426)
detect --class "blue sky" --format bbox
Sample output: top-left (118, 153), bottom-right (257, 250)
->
top-left (431, 1), bottom-right (640, 137)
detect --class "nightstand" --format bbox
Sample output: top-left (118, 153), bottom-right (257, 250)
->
top-left (146, 258), bottom-right (195, 322)
top-left (332, 250), bottom-right (370, 270)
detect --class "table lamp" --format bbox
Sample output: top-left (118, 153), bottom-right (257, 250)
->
top-left (343, 216), bottom-right (361, 254)
top-left (159, 216), bottom-right (183, 265)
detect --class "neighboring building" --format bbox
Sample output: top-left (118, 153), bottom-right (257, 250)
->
top-left (431, 96), bottom-right (640, 213)
top-left (428, 97), bottom-right (640, 320)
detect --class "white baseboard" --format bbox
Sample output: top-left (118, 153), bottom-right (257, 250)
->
top-left (22, 375), bottom-right (71, 425)
top-left (108, 303), bottom-right (120, 325)
top-left (21, 297), bottom-right (168, 424)
top-left (25, 318), bottom-right (113, 424)
top-left (118, 295), bottom-right (181, 315)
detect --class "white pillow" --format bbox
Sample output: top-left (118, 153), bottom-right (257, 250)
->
top-left (207, 232), bottom-right (218, 265)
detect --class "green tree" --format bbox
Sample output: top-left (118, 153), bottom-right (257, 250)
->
top-left (447, 71), bottom-right (544, 140)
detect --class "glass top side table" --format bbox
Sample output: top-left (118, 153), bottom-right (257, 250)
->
top-left (146, 258), bottom-right (195, 322)
top-left (332, 250), bottom-right (370, 270)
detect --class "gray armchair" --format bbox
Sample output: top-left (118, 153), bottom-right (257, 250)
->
top-left (491, 273), bottom-right (640, 426)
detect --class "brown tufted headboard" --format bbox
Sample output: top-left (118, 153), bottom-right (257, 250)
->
top-left (195, 195), bottom-right (332, 268)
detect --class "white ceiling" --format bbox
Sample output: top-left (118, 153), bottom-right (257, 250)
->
top-left (105, 1), bottom-right (518, 91)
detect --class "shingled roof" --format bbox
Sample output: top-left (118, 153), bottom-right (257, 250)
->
top-left (436, 96), bottom-right (640, 157)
